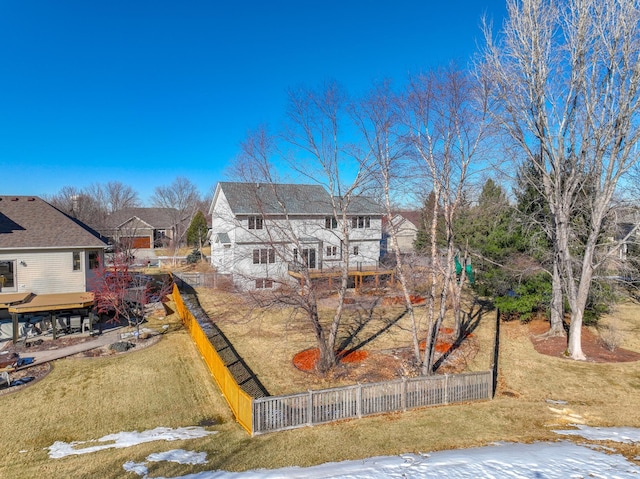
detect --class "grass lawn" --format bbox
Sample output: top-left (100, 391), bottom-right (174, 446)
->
top-left (1, 293), bottom-right (640, 477)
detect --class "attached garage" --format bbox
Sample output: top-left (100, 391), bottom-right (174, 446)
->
top-left (122, 236), bottom-right (151, 249)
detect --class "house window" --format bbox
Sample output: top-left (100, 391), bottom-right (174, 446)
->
top-left (72, 252), bottom-right (81, 271)
top-left (253, 248), bottom-right (275, 264)
top-left (255, 278), bottom-right (274, 289)
top-left (326, 246), bottom-right (338, 257)
top-left (325, 216), bottom-right (337, 229)
top-left (0, 260), bottom-right (16, 290)
top-left (353, 246), bottom-right (359, 256)
top-left (351, 216), bottom-right (370, 228)
top-left (88, 251), bottom-right (100, 269)
top-left (293, 248), bottom-right (317, 269)
top-left (248, 216), bottom-right (263, 230)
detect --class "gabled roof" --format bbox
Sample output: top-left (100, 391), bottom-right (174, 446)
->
top-left (105, 207), bottom-right (179, 229)
top-left (382, 211), bottom-right (421, 230)
top-left (0, 196), bottom-right (107, 249)
top-left (214, 182), bottom-right (382, 216)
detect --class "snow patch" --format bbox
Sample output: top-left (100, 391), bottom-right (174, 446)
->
top-left (124, 450), bottom-right (208, 477)
top-left (48, 426), bottom-right (216, 459)
top-left (147, 450), bottom-right (208, 465)
top-left (554, 424), bottom-right (640, 444)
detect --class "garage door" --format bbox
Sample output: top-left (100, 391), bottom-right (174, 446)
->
top-left (123, 237), bottom-right (151, 249)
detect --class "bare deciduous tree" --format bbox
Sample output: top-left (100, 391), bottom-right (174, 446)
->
top-left (47, 182), bottom-right (140, 232)
top-left (482, 0), bottom-right (640, 359)
top-left (151, 177), bottom-right (201, 255)
top-left (351, 81), bottom-right (425, 364)
top-left (403, 65), bottom-right (492, 374)
top-left (103, 181), bottom-right (140, 213)
top-left (227, 83), bottom-right (378, 374)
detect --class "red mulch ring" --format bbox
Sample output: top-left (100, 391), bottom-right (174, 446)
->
top-left (417, 328), bottom-right (473, 353)
top-left (419, 339), bottom-right (452, 353)
top-left (528, 319), bottom-right (640, 363)
top-left (381, 295), bottom-right (426, 306)
top-left (293, 348), bottom-right (369, 372)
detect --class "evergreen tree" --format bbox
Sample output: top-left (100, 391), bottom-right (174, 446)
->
top-left (186, 210), bottom-right (209, 250)
top-left (414, 191), bottom-right (445, 252)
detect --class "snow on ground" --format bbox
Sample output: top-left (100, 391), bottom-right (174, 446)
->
top-left (555, 424), bottom-right (640, 444)
top-left (48, 425), bottom-right (640, 478)
top-left (124, 450), bottom-right (208, 477)
top-left (47, 426), bottom-right (216, 459)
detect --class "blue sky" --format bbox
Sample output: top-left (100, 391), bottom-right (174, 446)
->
top-left (0, 1), bottom-right (506, 204)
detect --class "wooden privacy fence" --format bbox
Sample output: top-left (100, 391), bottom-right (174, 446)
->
top-left (172, 284), bottom-right (493, 436)
top-left (172, 284), bottom-right (253, 434)
top-left (253, 371), bottom-right (492, 435)
top-left (173, 272), bottom-right (223, 289)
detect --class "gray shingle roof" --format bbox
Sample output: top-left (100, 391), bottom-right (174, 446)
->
top-left (0, 196), bottom-right (107, 249)
top-left (218, 182), bottom-right (382, 216)
top-left (104, 207), bottom-right (179, 229)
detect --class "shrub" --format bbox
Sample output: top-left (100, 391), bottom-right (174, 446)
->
top-left (598, 319), bottom-right (625, 352)
top-left (186, 249), bottom-right (202, 264)
top-left (493, 273), bottom-right (551, 322)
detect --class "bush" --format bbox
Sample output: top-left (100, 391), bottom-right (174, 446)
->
top-left (186, 249), bottom-right (202, 264)
top-left (493, 273), bottom-right (551, 322)
top-left (598, 319), bottom-right (625, 352)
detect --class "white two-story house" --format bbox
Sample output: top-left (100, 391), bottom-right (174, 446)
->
top-left (209, 182), bottom-right (384, 290)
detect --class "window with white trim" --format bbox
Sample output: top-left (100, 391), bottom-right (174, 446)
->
top-left (351, 216), bottom-right (370, 228)
top-left (253, 248), bottom-right (275, 264)
top-left (325, 216), bottom-right (337, 229)
top-left (88, 251), bottom-right (100, 269)
top-left (255, 278), bottom-right (274, 289)
top-left (326, 245), bottom-right (338, 257)
top-left (248, 216), bottom-right (263, 230)
top-left (72, 252), bottom-right (81, 271)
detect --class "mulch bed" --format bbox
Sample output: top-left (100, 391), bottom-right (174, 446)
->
top-left (293, 348), bottom-right (370, 372)
top-left (292, 326), bottom-right (479, 382)
top-left (528, 319), bottom-right (640, 363)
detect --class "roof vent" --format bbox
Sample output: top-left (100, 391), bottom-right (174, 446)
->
top-left (27, 197), bottom-right (35, 201)
top-left (11, 197), bottom-right (18, 201)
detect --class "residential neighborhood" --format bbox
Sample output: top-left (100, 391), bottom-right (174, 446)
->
top-left (3, 1), bottom-right (640, 478)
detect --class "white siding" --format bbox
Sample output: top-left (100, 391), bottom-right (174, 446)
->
top-left (210, 186), bottom-right (383, 290)
top-left (0, 249), bottom-right (102, 294)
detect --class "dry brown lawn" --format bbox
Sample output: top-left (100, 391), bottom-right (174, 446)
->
top-left (1, 291), bottom-right (640, 478)
top-left (196, 288), bottom-right (493, 394)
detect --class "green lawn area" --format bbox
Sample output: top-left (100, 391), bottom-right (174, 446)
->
top-left (1, 295), bottom-right (640, 478)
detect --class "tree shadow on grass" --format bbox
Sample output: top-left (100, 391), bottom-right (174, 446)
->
top-left (335, 297), bottom-right (410, 360)
top-left (432, 297), bottom-right (493, 373)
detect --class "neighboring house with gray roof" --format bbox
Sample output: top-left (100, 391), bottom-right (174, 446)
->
top-left (0, 196), bottom-right (108, 295)
top-left (381, 211), bottom-right (421, 256)
top-left (101, 207), bottom-right (180, 251)
top-left (209, 182), bottom-right (383, 290)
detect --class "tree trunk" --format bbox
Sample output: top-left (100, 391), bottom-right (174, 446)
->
top-left (547, 257), bottom-right (565, 337)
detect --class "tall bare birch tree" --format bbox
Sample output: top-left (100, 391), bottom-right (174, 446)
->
top-left (351, 81), bottom-right (424, 363)
top-left (482, 0), bottom-right (640, 359)
top-left (231, 83), bottom-right (375, 374)
top-left (403, 66), bottom-right (492, 374)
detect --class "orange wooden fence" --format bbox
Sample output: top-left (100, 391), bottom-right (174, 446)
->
top-left (172, 284), bottom-right (253, 434)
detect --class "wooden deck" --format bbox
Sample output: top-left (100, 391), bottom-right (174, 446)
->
top-left (8, 292), bottom-right (94, 313)
top-left (288, 266), bottom-right (395, 290)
